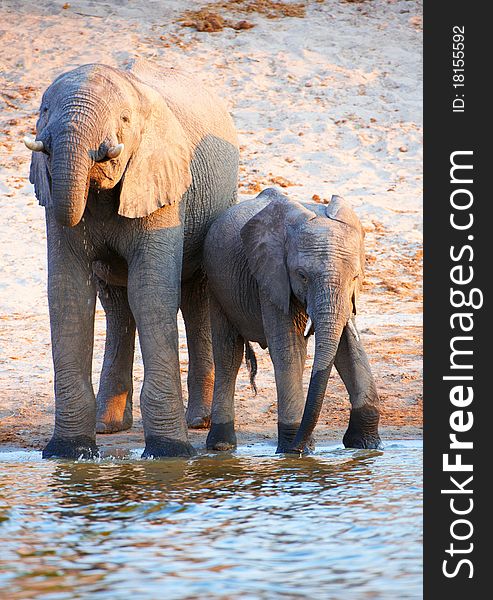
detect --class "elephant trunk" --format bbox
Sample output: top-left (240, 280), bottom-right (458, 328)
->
top-left (290, 285), bottom-right (350, 453)
top-left (51, 132), bottom-right (93, 227)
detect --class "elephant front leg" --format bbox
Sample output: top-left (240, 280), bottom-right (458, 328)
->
top-left (127, 245), bottom-right (195, 458)
top-left (335, 319), bottom-right (381, 449)
top-left (181, 274), bottom-right (214, 429)
top-left (261, 300), bottom-right (311, 453)
top-left (43, 231), bottom-right (98, 459)
top-left (271, 340), bottom-right (312, 453)
top-left (206, 298), bottom-right (243, 451)
top-left (95, 279), bottom-right (136, 434)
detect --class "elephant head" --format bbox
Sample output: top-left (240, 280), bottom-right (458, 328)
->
top-left (241, 189), bottom-right (365, 451)
top-left (26, 63), bottom-right (192, 227)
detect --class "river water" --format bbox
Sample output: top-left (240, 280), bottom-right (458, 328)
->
top-left (0, 441), bottom-right (422, 599)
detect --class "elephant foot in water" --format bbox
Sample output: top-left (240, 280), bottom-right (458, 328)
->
top-left (276, 422), bottom-right (315, 455)
top-left (343, 406), bottom-right (382, 449)
top-left (43, 435), bottom-right (99, 460)
top-left (206, 421), bottom-right (237, 451)
top-left (142, 436), bottom-right (196, 459)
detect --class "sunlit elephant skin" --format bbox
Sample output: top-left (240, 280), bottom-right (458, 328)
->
top-left (27, 60), bottom-right (239, 459)
top-left (202, 188), bottom-right (381, 454)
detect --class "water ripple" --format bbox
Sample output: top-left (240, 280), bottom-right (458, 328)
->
top-left (0, 442), bottom-right (422, 599)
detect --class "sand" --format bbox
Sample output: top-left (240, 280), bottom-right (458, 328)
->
top-left (0, 0), bottom-right (422, 453)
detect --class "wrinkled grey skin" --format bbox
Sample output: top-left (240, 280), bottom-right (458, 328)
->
top-left (203, 188), bottom-right (381, 453)
top-left (28, 60), bottom-right (239, 459)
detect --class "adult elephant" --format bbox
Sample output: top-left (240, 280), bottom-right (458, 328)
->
top-left (25, 60), bottom-right (239, 459)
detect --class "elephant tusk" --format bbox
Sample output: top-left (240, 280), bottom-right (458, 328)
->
top-left (304, 317), bottom-right (313, 338)
top-left (23, 135), bottom-right (44, 152)
top-left (106, 143), bottom-right (124, 159)
top-left (347, 319), bottom-right (360, 342)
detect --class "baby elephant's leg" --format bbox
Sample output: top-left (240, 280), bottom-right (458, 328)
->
top-left (206, 298), bottom-right (244, 451)
top-left (335, 320), bottom-right (381, 449)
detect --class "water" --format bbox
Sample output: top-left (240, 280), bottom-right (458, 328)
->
top-left (0, 442), bottom-right (422, 599)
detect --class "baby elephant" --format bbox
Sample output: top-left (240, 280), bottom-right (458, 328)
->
top-left (204, 188), bottom-right (381, 453)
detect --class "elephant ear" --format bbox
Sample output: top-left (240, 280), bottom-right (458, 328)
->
top-left (29, 151), bottom-right (51, 207)
top-left (241, 194), bottom-right (291, 314)
top-left (325, 195), bottom-right (361, 230)
top-left (240, 190), bottom-right (316, 314)
top-left (118, 84), bottom-right (193, 219)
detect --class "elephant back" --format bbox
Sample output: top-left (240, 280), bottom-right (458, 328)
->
top-left (126, 59), bottom-right (238, 151)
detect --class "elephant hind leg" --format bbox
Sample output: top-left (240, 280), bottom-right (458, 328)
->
top-left (181, 273), bottom-right (215, 429)
top-left (95, 280), bottom-right (136, 434)
top-left (206, 297), bottom-right (243, 451)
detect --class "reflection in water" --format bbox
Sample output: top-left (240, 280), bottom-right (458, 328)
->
top-left (0, 444), bottom-right (422, 599)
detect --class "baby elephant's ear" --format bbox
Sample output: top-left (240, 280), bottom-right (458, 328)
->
top-left (325, 195), bottom-right (361, 230)
top-left (240, 196), bottom-right (291, 314)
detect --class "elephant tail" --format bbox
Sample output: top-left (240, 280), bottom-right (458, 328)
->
top-left (244, 341), bottom-right (258, 396)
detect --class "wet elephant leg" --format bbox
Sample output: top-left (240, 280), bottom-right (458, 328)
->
top-left (43, 220), bottom-right (99, 459)
top-left (95, 280), bottom-right (136, 434)
top-left (181, 273), bottom-right (215, 429)
top-left (335, 319), bottom-right (381, 449)
top-left (206, 297), bottom-right (243, 451)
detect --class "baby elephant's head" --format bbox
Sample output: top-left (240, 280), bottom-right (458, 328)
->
top-left (241, 188), bottom-right (364, 347)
